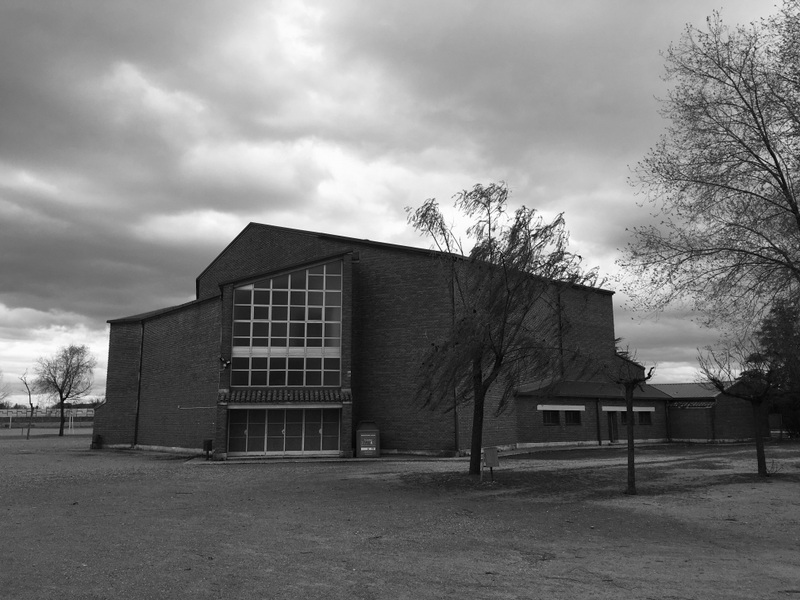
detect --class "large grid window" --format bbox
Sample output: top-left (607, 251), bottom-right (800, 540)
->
top-left (231, 261), bottom-right (342, 387)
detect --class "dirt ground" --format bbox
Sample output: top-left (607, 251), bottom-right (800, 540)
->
top-left (1, 435), bottom-right (799, 600)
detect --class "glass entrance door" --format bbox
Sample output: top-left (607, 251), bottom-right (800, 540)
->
top-left (229, 408), bottom-right (341, 455)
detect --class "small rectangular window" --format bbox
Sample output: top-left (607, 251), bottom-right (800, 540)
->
top-left (543, 410), bottom-right (560, 425)
top-left (638, 412), bottom-right (652, 425)
top-left (564, 411), bottom-right (581, 425)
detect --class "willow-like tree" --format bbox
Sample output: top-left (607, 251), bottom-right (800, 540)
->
top-left (35, 344), bottom-right (97, 436)
top-left (407, 183), bottom-right (599, 476)
top-left (621, 2), bottom-right (800, 330)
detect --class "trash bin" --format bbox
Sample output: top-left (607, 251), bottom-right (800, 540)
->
top-left (356, 422), bottom-right (380, 458)
top-left (483, 447), bottom-right (499, 468)
top-left (202, 439), bottom-right (213, 460)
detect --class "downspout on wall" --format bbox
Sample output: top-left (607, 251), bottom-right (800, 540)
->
top-left (132, 320), bottom-right (145, 447)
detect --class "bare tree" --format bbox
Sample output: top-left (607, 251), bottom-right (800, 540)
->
top-left (35, 344), bottom-right (97, 437)
top-left (611, 351), bottom-right (655, 495)
top-left (19, 370), bottom-right (37, 440)
top-left (0, 368), bottom-right (11, 406)
top-left (407, 183), bottom-right (599, 475)
top-left (699, 341), bottom-right (772, 477)
top-left (620, 2), bottom-right (800, 331)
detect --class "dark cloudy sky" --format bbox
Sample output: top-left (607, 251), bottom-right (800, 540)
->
top-left (0, 0), bottom-right (774, 401)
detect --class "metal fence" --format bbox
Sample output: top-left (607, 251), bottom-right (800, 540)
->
top-left (0, 408), bottom-right (94, 418)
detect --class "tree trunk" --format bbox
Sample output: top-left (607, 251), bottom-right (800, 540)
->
top-left (27, 404), bottom-right (33, 440)
top-left (625, 384), bottom-right (637, 495)
top-left (469, 359), bottom-right (485, 476)
top-left (59, 399), bottom-right (65, 437)
top-left (751, 400), bottom-right (768, 477)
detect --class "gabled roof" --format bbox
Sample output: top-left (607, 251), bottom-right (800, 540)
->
top-left (197, 222), bottom-right (615, 296)
top-left (650, 383), bottom-right (722, 400)
top-left (517, 379), bottom-right (671, 400)
top-left (108, 297), bottom-right (215, 324)
top-left (197, 222), bottom-right (446, 287)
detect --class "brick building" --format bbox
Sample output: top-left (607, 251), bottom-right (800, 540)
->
top-left (653, 383), bottom-right (768, 442)
top-left (94, 223), bottom-right (670, 458)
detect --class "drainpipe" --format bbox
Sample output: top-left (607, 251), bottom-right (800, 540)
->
top-left (595, 398), bottom-right (602, 445)
top-left (132, 320), bottom-right (145, 447)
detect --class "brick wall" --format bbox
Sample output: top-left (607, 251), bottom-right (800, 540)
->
top-left (94, 322), bottom-right (142, 446)
top-left (715, 395), bottom-right (768, 440)
top-left (349, 247), bottom-right (456, 453)
top-left (669, 407), bottom-right (713, 441)
top-left (135, 299), bottom-right (220, 450)
top-left (100, 299), bottom-right (221, 451)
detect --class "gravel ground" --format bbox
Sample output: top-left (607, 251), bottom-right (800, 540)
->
top-left (2, 435), bottom-right (800, 600)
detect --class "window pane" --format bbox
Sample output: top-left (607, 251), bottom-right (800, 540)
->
top-left (290, 272), bottom-right (305, 289)
top-left (326, 261), bottom-right (342, 274)
top-left (233, 306), bottom-right (251, 320)
top-left (252, 322), bottom-right (269, 337)
top-left (308, 292), bottom-right (324, 306)
top-left (326, 275), bottom-right (341, 290)
top-left (324, 307), bottom-right (341, 321)
top-left (253, 306), bottom-right (270, 319)
top-left (272, 275), bottom-right (289, 289)
top-left (323, 371), bottom-right (340, 386)
top-left (308, 307), bottom-right (322, 321)
top-left (250, 371), bottom-right (267, 386)
top-left (543, 410), bottom-right (560, 425)
top-left (270, 357), bottom-right (286, 370)
top-left (287, 371), bottom-right (304, 386)
top-left (234, 289), bottom-right (252, 305)
top-left (253, 290), bottom-right (270, 305)
top-left (229, 410), bottom-right (248, 425)
top-left (269, 371), bottom-right (286, 385)
top-left (290, 291), bottom-right (306, 305)
top-left (308, 276), bottom-right (324, 290)
top-left (232, 357), bottom-right (249, 370)
top-left (272, 290), bottom-right (288, 305)
top-left (233, 322), bottom-right (250, 336)
top-left (272, 306), bottom-right (288, 321)
top-left (326, 292), bottom-right (341, 306)
top-left (305, 371), bottom-right (321, 385)
top-left (231, 371), bottom-right (249, 386)
top-left (290, 307), bottom-right (305, 321)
